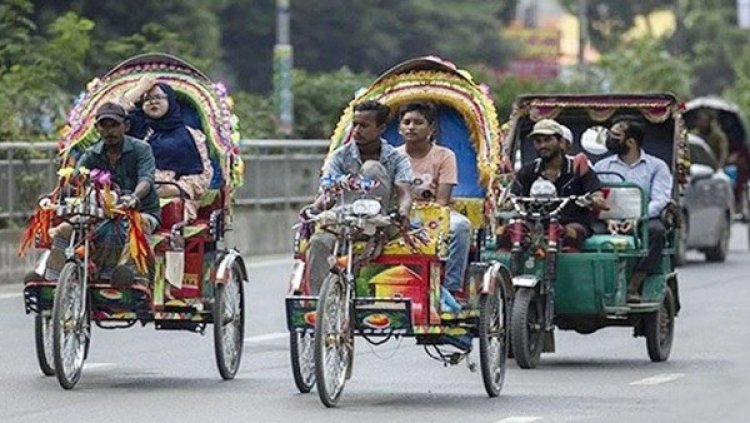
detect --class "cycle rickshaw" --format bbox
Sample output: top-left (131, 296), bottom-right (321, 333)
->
top-left (285, 56), bottom-right (511, 406)
top-left (20, 53), bottom-right (248, 389)
top-left (490, 93), bottom-right (684, 368)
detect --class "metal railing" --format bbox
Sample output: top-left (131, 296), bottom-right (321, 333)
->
top-left (0, 139), bottom-right (330, 220)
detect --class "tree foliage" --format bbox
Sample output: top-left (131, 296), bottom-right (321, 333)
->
top-left (0, 0), bottom-right (94, 139)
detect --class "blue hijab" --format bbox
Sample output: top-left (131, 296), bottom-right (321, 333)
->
top-left (144, 83), bottom-right (203, 176)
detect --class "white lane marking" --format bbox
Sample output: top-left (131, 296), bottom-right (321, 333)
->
top-left (630, 373), bottom-right (685, 385)
top-left (83, 362), bottom-right (117, 370)
top-left (244, 332), bottom-right (287, 343)
top-left (0, 292), bottom-right (22, 300)
top-left (496, 417), bottom-right (542, 423)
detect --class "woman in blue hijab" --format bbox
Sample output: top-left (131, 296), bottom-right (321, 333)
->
top-left (118, 78), bottom-right (213, 220)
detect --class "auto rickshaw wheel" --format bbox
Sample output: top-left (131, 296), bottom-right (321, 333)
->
top-left (314, 273), bottom-right (350, 408)
top-left (52, 262), bottom-right (90, 390)
top-left (644, 286), bottom-right (675, 362)
top-left (213, 260), bottom-right (245, 380)
top-left (35, 313), bottom-right (55, 376)
top-left (511, 287), bottom-right (544, 369)
top-left (290, 330), bottom-right (315, 393)
top-left (478, 284), bottom-right (508, 397)
top-left (705, 215), bottom-right (730, 262)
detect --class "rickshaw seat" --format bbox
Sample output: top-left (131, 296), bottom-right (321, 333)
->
top-left (582, 234), bottom-right (636, 251)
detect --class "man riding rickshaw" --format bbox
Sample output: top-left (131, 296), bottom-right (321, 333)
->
top-left (490, 93), bottom-right (683, 369)
top-left (285, 56), bottom-right (511, 407)
top-left (20, 53), bottom-right (248, 389)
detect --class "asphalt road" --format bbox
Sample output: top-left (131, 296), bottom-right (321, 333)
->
top-left (1, 227), bottom-right (750, 423)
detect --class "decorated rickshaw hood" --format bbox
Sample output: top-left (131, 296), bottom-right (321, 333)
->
top-left (330, 55), bottom-right (502, 189)
top-left (59, 53), bottom-right (243, 189)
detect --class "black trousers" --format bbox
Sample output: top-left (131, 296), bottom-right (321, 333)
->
top-left (637, 218), bottom-right (666, 274)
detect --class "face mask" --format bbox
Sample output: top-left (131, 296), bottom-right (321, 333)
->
top-left (605, 135), bottom-right (627, 155)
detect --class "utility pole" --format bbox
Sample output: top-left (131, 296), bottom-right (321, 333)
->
top-left (740, 0), bottom-right (750, 28)
top-left (274, 0), bottom-right (294, 135)
top-left (578, 0), bottom-right (589, 72)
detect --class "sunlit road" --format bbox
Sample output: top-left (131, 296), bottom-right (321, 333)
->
top-left (2, 227), bottom-right (750, 423)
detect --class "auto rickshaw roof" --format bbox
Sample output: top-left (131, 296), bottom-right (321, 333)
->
top-left (684, 96), bottom-right (749, 149)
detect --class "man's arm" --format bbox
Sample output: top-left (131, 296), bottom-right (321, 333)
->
top-left (309, 152), bottom-right (346, 212)
top-left (510, 165), bottom-right (530, 196)
top-left (579, 167), bottom-right (608, 210)
top-left (393, 150), bottom-right (414, 219)
top-left (133, 142), bottom-right (156, 202)
top-left (649, 160), bottom-right (673, 218)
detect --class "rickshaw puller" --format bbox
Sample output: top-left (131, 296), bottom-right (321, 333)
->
top-left (302, 100), bottom-right (413, 294)
top-left (44, 102), bottom-right (161, 285)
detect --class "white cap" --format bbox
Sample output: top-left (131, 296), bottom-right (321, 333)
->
top-left (560, 125), bottom-right (573, 145)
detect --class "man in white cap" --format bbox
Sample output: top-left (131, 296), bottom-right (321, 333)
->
top-left (510, 119), bottom-right (607, 249)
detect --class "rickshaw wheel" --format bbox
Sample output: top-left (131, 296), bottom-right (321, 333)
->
top-left (478, 284), bottom-right (508, 397)
top-left (511, 287), bottom-right (543, 369)
top-left (314, 273), bottom-right (350, 408)
top-left (35, 313), bottom-right (55, 376)
top-left (290, 330), bottom-right (315, 393)
top-left (52, 262), bottom-right (90, 389)
top-left (644, 286), bottom-right (675, 362)
top-left (213, 261), bottom-right (245, 380)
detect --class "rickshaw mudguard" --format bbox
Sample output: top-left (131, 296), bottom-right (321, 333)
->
top-left (478, 262), bottom-right (513, 297)
top-left (215, 249), bottom-right (248, 285)
top-left (287, 259), bottom-right (306, 294)
top-left (512, 275), bottom-right (540, 288)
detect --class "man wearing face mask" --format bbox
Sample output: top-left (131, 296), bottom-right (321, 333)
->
top-left (511, 119), bottom-right (607, 250)
top-left (594, 118), bottom-right (673, 303)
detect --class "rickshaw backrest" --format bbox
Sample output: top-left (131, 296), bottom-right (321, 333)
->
top-left (598, 183), bottom-right (646, 220)
top-left (384, 107), bottom-right (485, 198)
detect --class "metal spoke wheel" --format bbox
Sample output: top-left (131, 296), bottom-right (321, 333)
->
top-left (313, 273), bottom-right (351, 408)
top-left (214, 261), bottom-right (245, 380)
top-left (478, 283), bottom-right (509, 397)
top-left (290, 330), bottom-right (316, 393)
top-left (52, 262), bottom-right (90, 389)
top-left (644, 286), bottom-right (675, 362)
top-left (510, 287), bottom-right (544, 369)
top-left (35, 313), bottom-right (55, 376)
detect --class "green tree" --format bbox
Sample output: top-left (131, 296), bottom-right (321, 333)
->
top-left (560, 0), bottom-right (672, 52)
top-left (291, 68), bottom-right (374, 139)
top-left (0, 0), bottom-right (94, 140)
top-left (598, 36), bottom-right (692, 99)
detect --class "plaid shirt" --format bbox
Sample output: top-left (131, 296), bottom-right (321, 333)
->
top-left (322, 139), bottom-right (413, 185)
